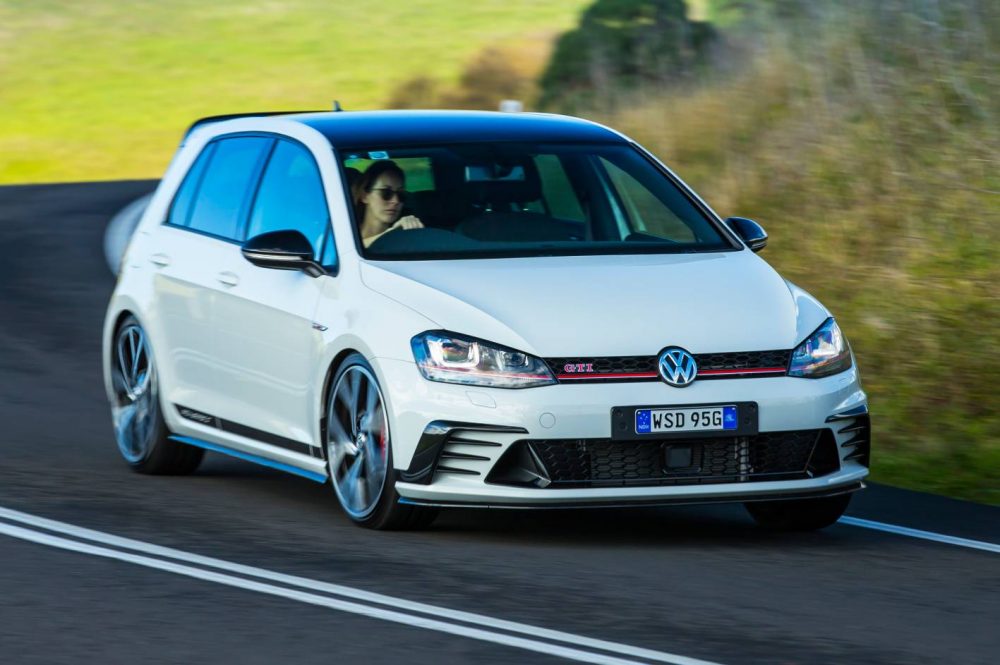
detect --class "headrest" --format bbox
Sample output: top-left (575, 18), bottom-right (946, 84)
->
top-left (344, 166), bottom-right (362, 189)
top-left (467, 159), bottom-right (542, 205)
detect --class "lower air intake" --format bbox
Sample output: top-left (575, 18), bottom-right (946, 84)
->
top-left (487, 430), bottom-right (838, 489)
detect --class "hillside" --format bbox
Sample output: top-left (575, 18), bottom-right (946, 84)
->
top-left (0, 0), bottom-right (590, 182)
top-left (581, 0), bottom-right (999, 502)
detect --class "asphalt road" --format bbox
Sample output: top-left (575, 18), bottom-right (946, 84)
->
top-left (0, 181), bottom-right (997, 665)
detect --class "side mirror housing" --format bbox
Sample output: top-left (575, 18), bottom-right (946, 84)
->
top-left (726, 217), bottom-right (768, 252)
top-left (241, 230), bottom-right (325, 277)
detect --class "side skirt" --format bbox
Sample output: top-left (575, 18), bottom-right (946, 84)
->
top-left (175, 404), bottom-right (321, 458)
top-left (169, 435), bottom-right (327, 484)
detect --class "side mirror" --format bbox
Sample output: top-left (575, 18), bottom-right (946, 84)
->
top-left (726, 217), bottom-right (768, 252)
top-left (241, 230), bottom-right (325, 278)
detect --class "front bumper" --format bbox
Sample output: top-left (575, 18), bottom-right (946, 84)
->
top-left (397, 477), bottom-right (867, 508)
top-left (375, 357), bottom-right (869, 506)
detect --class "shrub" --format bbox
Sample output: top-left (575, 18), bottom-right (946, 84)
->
top-left (386, 45), bottom-right (546, 111)
top-left (538, 0), bottom-right (716, 109)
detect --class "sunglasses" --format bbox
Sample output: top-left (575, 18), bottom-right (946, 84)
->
top-left (368, 187), bottom-right (407, 202)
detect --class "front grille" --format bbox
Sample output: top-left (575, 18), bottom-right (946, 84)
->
top-left (486, 430), bottom-right (838, 488)
top-left (696, 350), bottom-right (791, 373)
top-left (545, 350), bottom-right (790, 382)
top-left (548, 355), bottom-right (657, 377)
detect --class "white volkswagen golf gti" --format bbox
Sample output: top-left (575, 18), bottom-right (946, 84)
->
top-left (104, 110), bottom-right (870, 530)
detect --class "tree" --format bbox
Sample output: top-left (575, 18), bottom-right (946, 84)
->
top-left (539, 0), bottom-right (716, 109)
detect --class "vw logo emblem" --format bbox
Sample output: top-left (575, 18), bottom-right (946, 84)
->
top-left (658, 347), bottom-right (698, 387)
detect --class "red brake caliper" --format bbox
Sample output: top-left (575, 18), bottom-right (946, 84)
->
top-left (378, 415), bottom-right (388, 460)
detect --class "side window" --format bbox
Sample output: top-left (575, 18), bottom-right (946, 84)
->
top-left (247, 140), bottom-right (331, 260)
top-left (187, 137), bottom-right (272, 240)
top-left (318, 232), bottom-right (337, 268)
top-left (167, 143), bottom-right (215, 227)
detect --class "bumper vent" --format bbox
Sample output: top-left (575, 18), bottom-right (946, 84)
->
top-left (546, 350), bottom-right (791, 382)
top-left (400, 421), bottom-right (527, 484)
top-left (826, 405), bottom-right (871, 468)
top-left (487, 429), bottom-right (839, 488)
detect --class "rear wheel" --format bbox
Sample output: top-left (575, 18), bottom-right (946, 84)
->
top-left (110, 316), bottom-right (203, 474)
top-left (326, 354), bottom-right (437, 530)
top-left (744, 493), bottom-right (852, 531)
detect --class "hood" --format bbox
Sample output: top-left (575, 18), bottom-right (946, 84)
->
top-left (360, 251), bottom-right (829, 357)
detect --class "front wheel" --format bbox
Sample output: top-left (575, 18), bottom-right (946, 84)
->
top-left (110, 316), bottom-right (203, 474)
top-left (325, 354), bottom-right (436, 530)
top-left (744, 493), bottom-right (852, 531)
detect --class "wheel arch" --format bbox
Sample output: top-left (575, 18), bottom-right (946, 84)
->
top-left (317, 347), bottom-right (365, 461)
top-left (110, 309), bottom-right (136, 337)
top-left (103, 307), bottom-right (141, 402)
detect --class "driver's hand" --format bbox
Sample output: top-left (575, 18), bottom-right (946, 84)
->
top-left (392, 215), bottom-right (424, 231)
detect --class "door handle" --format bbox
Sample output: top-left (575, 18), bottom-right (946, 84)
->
top-left (150, 253), bottom-right (171, 267)
top-left (217, 271), bottom-right (240, 287)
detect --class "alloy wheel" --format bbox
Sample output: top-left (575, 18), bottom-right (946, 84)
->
top-left (111, 323), bottom-right (158, 463)
top-left (327, 365), bottom-right (390, 519)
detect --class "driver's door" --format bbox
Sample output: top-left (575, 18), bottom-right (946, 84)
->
top-left (211, 139), bottom-right (336, 452)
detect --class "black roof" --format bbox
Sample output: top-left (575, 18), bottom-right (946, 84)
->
top-left (289, 110), bottom-right (625, 147)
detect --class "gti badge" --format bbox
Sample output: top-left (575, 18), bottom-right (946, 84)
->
top-left (658, 347), bottom-right (698, 387)
top-left (563, 362), bottom-right (594, 373)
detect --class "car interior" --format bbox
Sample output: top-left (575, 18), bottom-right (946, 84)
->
top-left (340, 143), bottom-right (726, 257)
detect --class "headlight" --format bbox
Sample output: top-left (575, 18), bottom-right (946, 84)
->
top-left (788, 317), bottom-right (853, 378)
top-left (411, 331), bottom-right (556, 389)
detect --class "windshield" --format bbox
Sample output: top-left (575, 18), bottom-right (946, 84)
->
top-left (339, 142), bottom-right (736, 260)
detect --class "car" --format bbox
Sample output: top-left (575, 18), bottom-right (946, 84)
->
top-left (103, 110), bottom-right (870, 530)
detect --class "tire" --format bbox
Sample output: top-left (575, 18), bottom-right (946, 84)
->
top-left (110, 316), bottom-right (203, 475)
top-left (325, 353), bottom-right (437, 530)
top-left (744, 493), bottom-right (852, 531)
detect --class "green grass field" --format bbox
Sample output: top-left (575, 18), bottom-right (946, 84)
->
top-left (0, 0), bottom-right (591, 183)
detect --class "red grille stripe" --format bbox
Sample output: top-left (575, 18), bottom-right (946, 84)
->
top-left (556, 372), bottom-right (659, 380)
top-left (699, 367), bottom-right (786, 375)
top-left (555, 368), bottom-right (787, 381)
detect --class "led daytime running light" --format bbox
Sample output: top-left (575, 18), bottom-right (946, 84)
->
top-left (411, 332), bottom-right (556, 389)
top-left (788, 318), bottom-right (853, 378)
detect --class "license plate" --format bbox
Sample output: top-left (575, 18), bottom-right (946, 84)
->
top-left (635, 405), bottom-right (738, 435)
top-left (611, 402), bottom-right (758, 441)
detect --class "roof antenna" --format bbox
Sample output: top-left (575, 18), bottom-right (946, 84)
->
top-left (333, 100), bottom-right (343, 112)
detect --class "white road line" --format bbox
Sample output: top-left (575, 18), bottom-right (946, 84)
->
top-left (0, 507), bottom-right (722, 665)
top-left (0, 522), bottom-right (641, 665)
top-left (839, 516), bottom-right (1000, 554)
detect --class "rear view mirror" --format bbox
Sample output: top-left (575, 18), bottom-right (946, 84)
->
top-left (726, 217), bottom-right (768, 252)
top-left (241, 230), bottom-right (325, 277)
top-left (465, 163), bottom-right (527, 182)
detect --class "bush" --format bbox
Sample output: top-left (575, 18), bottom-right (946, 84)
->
top-left (387, 45), bottom-right (544, 111)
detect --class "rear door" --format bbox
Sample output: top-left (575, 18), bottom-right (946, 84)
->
top-left (210, 138), bottom-right (334, 453)
top-left (149, 135), bottom-right (273, 420)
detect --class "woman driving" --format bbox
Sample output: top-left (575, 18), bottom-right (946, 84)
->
top-left (352, 160), bottom-right (424, 248)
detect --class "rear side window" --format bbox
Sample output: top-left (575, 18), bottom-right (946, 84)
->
top-left (247, 140), bottom-right (330, 260)
top-left (167, 143), bottom-right (215, 227)
top-left (186, 137), bottom-right (272, 240)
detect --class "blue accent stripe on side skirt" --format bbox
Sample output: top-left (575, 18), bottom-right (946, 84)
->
top-left (169, 435), bottom-right (327, 484)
